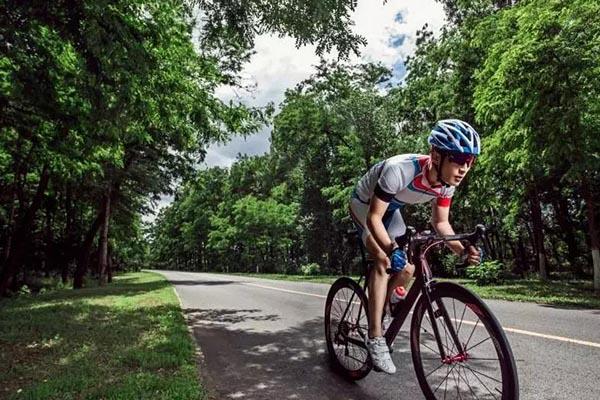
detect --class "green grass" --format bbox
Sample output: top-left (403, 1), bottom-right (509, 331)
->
top-left (225, 272), bottom-right (600, 309)
top-left (0, 272), bottom-right (204, 400)
top-left (451, 278), bottom-right (600, 309)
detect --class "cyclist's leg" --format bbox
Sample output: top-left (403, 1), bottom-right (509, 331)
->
top-left (384, 208), bottom-right (415, 304)
top-left (349, 198), bottom-right (389, 338)
top-left (364, 234), bottom-right (389, 338)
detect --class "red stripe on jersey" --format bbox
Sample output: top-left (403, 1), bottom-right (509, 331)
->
top-left (417, 156), bottom-right (429, 170)
top-left (412, 174), bottom-right (439, 196)
top-left (437, 197), bottom-right (452, 207)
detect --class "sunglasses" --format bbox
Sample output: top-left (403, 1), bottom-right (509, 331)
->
top-left (447, 152), bottom-right (476, 167)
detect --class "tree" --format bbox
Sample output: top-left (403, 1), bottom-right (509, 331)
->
top-left (473, 0), bottom-right (600, 287)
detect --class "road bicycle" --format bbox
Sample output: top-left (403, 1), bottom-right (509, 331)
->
top-left (324, 225), bottom-right (519, 399)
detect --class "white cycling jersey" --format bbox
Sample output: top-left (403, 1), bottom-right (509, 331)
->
top-left (354, 154), bottom-right (454, 208)
top-left (349, 154), bottom-right (454, 245)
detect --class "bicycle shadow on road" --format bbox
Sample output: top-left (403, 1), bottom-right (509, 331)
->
top-left (184, 307), bottom-right (424, 400)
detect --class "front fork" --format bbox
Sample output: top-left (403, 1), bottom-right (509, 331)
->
top-left (422, 282), bottom-right (467, 362)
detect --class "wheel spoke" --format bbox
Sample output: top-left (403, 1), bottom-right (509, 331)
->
top-left (457, 364), bottom-right (481, 400)
top-left (457, 304), bottom-right (468, 336)
top-left (462, 364), bottom-right (501, 399)
top-left (433, 363), bottom-right (458, 394)
top-left (420, 339), bottom-right (442, 356)
top-left (451, 367), bottom-right (463, 400)
top-left (416, 291), bottom-right (513, 400)
top-left (440, 313), bottom-right (458, 355)
top-left (462, 363), bottom-right (503, 385)
top-left (443, 364), bottom-right (450, 400)
top-left (424, 360), bottom-right (447, 378)
top-left (453, 298), bottom-right (458, 335)
top-left (464, 318), bottom-right (480, 350)
top-left (466, 336), bottom-right (492, 353)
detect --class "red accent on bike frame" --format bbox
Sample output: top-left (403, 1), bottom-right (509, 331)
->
top-left (442, 352), bottom-right (469, 365)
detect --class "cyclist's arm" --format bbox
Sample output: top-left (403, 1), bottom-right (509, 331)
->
top-left (431, 202), bottom-right (464, 256)
top-left (367, 195), bottom-right (397, 255)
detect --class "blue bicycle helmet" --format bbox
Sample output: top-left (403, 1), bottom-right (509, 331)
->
top-left (428, 119), bottom-right (481, 155)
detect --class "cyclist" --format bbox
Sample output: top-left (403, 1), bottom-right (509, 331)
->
top-left (348, 119), bottom-right (482, 374)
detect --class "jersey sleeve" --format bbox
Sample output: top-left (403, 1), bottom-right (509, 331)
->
top-left (435, 186), bottom-right (455, 207)
top-left (375, 162), bottom-right (408, 201)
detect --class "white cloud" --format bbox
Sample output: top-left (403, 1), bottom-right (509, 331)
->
top-left (209, 0), bottom-right (446, 166)
top-left (146, 1), bottom-right (446, 221)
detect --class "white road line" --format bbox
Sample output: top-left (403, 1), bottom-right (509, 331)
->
top-left (241, 281), bottom-right (600, 349)
top-left (448, 317), bottom-right (600, 349)
top-left (502, 327), bottom-right (600, 348)
top-left (243, 282), bottom-right (328, 299)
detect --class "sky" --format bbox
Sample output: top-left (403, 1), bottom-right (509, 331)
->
top-left (144, 0), bottom-right (446, 222)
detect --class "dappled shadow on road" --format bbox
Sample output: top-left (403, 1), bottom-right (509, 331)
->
top-left (186, 308), bottom-right (280, 325)
top-left (184, 308), bottom-right (423, 400)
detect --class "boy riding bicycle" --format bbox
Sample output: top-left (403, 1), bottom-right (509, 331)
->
top-left (348, 119), bottom-right (482, 374)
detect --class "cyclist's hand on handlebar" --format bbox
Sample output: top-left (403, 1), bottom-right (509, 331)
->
top-left (390, 248), bottom-right (407, 272)
top-left (464, 245), bottom-right (481, 265)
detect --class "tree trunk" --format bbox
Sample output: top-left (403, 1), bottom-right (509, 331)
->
top-left (97, 187), bottom-right (111, 286)
top-left (1, 182), bottom-right (18, 265)
top-left (516, 234), bottom-right (527, 275)
top-left (529, 185), bottom-right (548, 280)
top-left (581, 180), bottom-right (600, 293)
top-left (73, 181), bottom-right (120, 289)
top-left (62, 184), bottom-right (75, 284)
top-left (107, 245), bottom-right (113, 283)
top-left (73, 207), bottom-right (105, 289)
top-left (44, 196), bottom-right (56, 276)
top-left (552, 194), bottom-right (581, 276)
top-left (0, 165), bottom-right (50, 296)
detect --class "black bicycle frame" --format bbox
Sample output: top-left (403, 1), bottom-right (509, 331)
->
top-left (339, 225), bottom-right (486, 359)
top-left (383, 238), bottom-right (464, 359)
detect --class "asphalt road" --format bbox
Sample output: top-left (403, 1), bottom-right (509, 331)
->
top-left (153, 270), bottom-right (600, 400)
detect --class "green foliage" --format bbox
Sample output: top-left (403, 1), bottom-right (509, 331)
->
top-left (300, 262), bottom-right (321, 276)
top-left (1, 0), bottom-right (371, 290)
top-left (466, 260), bottom-right (504, 286)
top-left (141, 0), bottom-right (599, 292)
top-left (440, 252), bottom-right (462, 277)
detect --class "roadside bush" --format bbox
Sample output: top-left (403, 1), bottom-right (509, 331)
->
top-left (300, 262), bottom-right (321, 275)
top-left (440, 253), bottom-right (461, 277)
top-left (466, 260), bottom-right (504, 286)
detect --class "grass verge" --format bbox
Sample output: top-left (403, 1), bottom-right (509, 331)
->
top-left (225, 272), bottom-right (599, 309)
top-left (0, 271), bottom-right (204, 400)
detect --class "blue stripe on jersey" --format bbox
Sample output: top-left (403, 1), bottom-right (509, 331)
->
top-left (410, 156), bottom-right (422, 174)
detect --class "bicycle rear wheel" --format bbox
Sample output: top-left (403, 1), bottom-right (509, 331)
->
top-left (324, 277), bottom-right (372, 380)
top-left (410, 282), bottom-right (518, 400)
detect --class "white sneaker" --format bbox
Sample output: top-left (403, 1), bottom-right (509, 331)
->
top-left (365, 336), bottom-right (396, 374)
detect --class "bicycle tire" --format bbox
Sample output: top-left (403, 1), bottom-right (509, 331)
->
top-left (324, 277), bottom-right (372, 380)
top-left (410, 282), bottom-right (519, 400)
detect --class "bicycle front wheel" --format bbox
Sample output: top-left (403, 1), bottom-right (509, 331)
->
top-left (410, 282), bottom-right (518, 400)
top-left (324, 277), bottom-right (372, 380)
